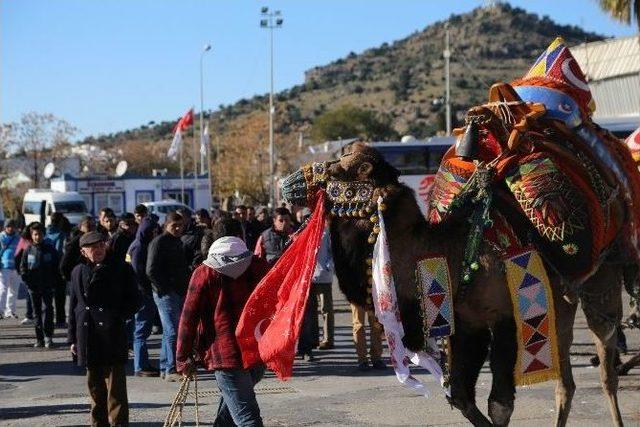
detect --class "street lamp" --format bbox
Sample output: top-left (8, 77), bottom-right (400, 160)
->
top-left (260, 7), bottom-right (283, 209)
top-left (200, 44), bottom-right (212, 207)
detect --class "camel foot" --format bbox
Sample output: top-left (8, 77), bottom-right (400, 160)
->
top-left (488, 399), bottom-right (514, 426)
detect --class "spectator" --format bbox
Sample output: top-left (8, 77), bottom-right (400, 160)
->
top-left (254, 207), bottom-right (293, 264)
top-left (299, 226), bottom-right (334, 360)
top-left (178, 208), bottom-right (204, 272)
top-left (201, 217), bottom-right (243, 259)
top-left (60, 216), bottom-right (97, 282)
top-left (127, 216), bottom-right (161, 377)
top-left (45, 212), bottom-right (69, 327)
top-left (177, 237), bottom-right (270, 426)
top-left (100, 209), bottom-right (119, 238)
top-left (244, 206), bottom-right (261, 253)
top-left (97, 207), bottom-right (115, 235)
top-left (134, 204), bottom-right (148, 224)
top-left (15, 223), bottom-right (35, 325)
top-left (194, 209), bottom-right (212, 229)
top-left (350, 304), bottom-right (386, 371)
top-left (146, 212), bottom-right (190, 381)
top-left (0, 220), bottom-right (21, 319)
top-left (256, 207), bottom-right (272, 233)
top-left (19, 222), bottom-right (60, 348)
top-left (68, 231), bottom-right (139, 427)
top-left (109, 213), bottom-right (137, 263)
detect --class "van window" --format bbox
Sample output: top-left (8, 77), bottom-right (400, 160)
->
top-left (54, 201), bottom-right (87, 214)
top-left (23, 201), bottom-right (43, 215)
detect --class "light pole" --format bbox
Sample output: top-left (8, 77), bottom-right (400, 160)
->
top-left (260, 7), bottom-right (283, 209)
top-left (200, 44), bottom-right (212, 208)
top-left (443, 23), bottom-right (452, 135)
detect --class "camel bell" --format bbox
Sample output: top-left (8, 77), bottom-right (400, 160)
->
top-left (456, 120), bottom-right (479, 160)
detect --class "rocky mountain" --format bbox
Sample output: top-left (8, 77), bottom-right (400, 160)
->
top-left (82, 3), bottom-right (603, 203)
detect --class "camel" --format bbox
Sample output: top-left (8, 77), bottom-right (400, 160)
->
top-left (281, 137), bottom-right (630, 426)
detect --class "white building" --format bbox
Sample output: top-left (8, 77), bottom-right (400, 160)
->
top-left (572, 35), bottom-right (640, 132)
top-left (51, 173), bottom-right (212, 215)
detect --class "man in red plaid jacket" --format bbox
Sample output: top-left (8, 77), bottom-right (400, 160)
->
top-left (176, 236), bottom-right (269, 427)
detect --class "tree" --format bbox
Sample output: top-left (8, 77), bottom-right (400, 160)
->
top-left (2, 112), bottom-right (77, 187)
top-left (311, 105), bottom-right (398, 142)
top-left (596, 0), bottom-right (639, 27)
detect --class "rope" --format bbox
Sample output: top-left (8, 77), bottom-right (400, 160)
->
top-left (163, 372), bottom-right (201, 427)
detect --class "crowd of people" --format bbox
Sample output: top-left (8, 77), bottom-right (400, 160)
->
top-left (0, 201), bottom-right (387, 426)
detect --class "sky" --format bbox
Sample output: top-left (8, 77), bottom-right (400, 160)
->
top-left (1, 0), bottom-right (637, 139)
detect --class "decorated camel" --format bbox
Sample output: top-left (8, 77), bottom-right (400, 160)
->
top-left (274, 38), bottom-right (640, 426)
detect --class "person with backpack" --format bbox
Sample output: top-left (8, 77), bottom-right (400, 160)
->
top-left (0, 220), bottom-right (21, 319)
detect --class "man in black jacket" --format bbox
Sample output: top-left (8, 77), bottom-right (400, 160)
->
top-left (68, 231), bottom-right (139, 427)
top-left (146, 212), bottom-right (190, 381)
top-left (177, 208), bottom-right (204, 272)
top-left (20, 222), bottom-right (61, 348)
top-left (60, 216), bottom-right (96, 282)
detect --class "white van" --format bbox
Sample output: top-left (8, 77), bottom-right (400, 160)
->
top-left (23, 189), bottom-right (89, 227)
top-left (143, 200), bottom-right (193, 225)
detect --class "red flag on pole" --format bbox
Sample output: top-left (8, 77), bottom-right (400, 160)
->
top-left (173, 108), bottom-right (194, 132)
top-left (236, 192), bottom-right (326, 379)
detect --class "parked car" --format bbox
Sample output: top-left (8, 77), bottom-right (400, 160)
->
top-left (142, 200), bottom-right (193, 225)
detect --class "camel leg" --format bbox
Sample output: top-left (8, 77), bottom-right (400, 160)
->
top-left (488, 317), bottom-right (517, 426)
top-left (582, 277), bottom-right (624, 426)
top-left (553, 295), bottom-right (578, 427)
top-left (449, 322), bottom-right (492, 427)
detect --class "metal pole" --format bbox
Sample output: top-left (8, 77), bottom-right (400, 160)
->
top-left (180, 132), bottom-right (185, 203)
top-left (206, 125), bottom-right (213, 209)
top-left (192, 105), bottom-right (197, 210)
top-left (444, 24), bottom-right (451, 135)
top-left (200, 51), bottom-right (206, 175)
top-left (268, 23), bottom-right (275, 209)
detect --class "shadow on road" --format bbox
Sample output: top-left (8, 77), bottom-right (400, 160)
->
top-left (0, 360), bottom-right (81, 377)
top-left (0, 402), bottom-right (169, 421)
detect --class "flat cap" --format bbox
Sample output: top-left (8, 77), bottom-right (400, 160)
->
top-left (80, 231), bottom-right (106, 247)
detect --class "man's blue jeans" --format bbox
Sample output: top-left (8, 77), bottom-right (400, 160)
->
top-left (133, 294), bottom-right (156, 372)
top-left (213, 365), bottom-right (265, 427)
top-left (152, 291), bottom-right (184, 374)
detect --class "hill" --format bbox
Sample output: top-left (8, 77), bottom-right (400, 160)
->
top-left (81, 3), bottom-right (603, 204)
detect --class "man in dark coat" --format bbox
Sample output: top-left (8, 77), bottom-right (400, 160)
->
top-left (254, 207), bottom-right (293, 265)
top-left (146, 212), bottom-right (190, 381)
top-left (109, 213), bottom-right (137, 263)
top-left (60, 216), bottom-right (96, 282)
top-left (126, 216), bottom-right (160, 377)
top-left (67, 231), bottom-right (139, 427)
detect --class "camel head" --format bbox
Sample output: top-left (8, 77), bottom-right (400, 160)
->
top-left (281, 141), bottom-right (401, 215)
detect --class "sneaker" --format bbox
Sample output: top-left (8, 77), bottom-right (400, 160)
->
top-left (44, 338), bottom-right (54, 349)
top-left (21, 318), bottom-right (34, 325)
top-left (34, 341), bottom-right (44, 348)
top-left (372, 359), bottom-right (387, 370)
top-left (5, 312), bottom-right (18, 319)
top-left (318, 341), bottom-right (334, 350)
top-left (164, 372), bottom-right (182, 382)
top-left (135, 368), bottom-right (160, 377)
top-left (160, 371), bottom-right (166, 380)
top-left (357, 361), bottom-right (370, 371)
top-left (303, 353), bottom-right (315, 362)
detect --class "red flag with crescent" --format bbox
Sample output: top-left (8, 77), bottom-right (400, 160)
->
top-left (235, 192), bottom-right (326, 379)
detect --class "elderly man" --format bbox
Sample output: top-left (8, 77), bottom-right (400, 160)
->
top-left (177, 236), bottom-right (269, 427)
top-left (67, 231), bottom-right (139, 427)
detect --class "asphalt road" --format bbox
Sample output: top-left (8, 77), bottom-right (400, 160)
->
top-left (1, 282), bottom-right (639, 426)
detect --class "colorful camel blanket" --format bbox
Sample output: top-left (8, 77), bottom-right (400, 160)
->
top-left (505, 248), bottom-right (559, 385)
top-left (372, 197), bottom-right (448, 397)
